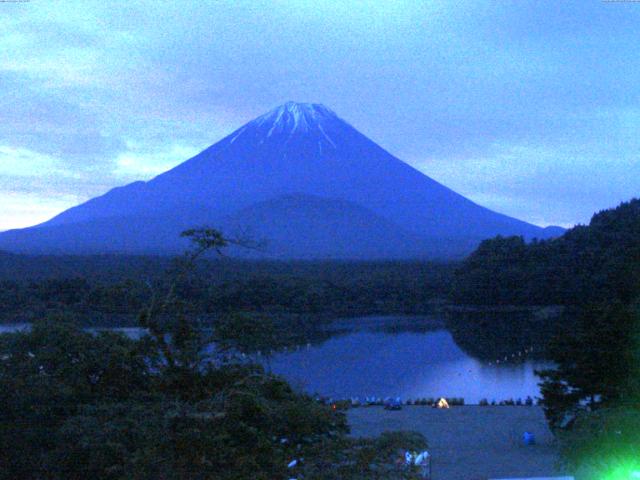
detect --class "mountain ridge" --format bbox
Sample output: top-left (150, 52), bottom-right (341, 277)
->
top-left (0, 102), bottom-right (563, 258)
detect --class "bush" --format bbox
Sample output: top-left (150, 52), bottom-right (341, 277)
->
top-left (558, 408), bottom-right (640, 479)
top-left (298, 431), bottom-right (429, 479)
top-left (0, 319), bottom-right (351, 480)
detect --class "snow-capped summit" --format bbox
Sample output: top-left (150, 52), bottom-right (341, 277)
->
top-left (0, 102), bottom-right (563, 258)
top-left (255, 102), bottom-right (339, 131)
top-left (225, 101), bottom-right (342, 149)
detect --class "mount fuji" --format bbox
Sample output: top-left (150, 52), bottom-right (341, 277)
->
top-left (0, 102), bottom-right (563, 259)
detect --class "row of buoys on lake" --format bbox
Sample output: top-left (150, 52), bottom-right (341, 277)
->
top-left (255, 343), bottom-right (313, 357)
top-left (488, 346), bottom-right (535, 366)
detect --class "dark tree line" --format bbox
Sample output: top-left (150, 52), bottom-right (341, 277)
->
top-left (452, 199), bottom-right (640, 306)
top-left (0, 260), bottom-right (455, 325)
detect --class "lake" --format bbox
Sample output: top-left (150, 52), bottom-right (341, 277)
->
top-left (268, 316), bottom-right (551, 404)
top-left (0, 316), bottom-right (551, 404)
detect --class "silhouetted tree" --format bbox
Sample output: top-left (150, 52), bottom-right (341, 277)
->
top-left (537, 302), bottom-right (640, 430)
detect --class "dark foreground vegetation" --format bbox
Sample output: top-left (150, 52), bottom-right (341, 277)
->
top-left (0, 319), bottom-right (429, 480)
top-left (454, 199), bottom-right (640, 479)
top-left (0, 231), bottom-right (428, 480)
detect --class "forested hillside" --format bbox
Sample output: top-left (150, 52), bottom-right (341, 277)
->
top-left (0, 257), bottom-right (455, 325)
top-left (452, 199), bottom-right (640, 306)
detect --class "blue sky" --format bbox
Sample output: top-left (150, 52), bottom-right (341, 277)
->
top-left (1, 0), bottom-right (639, 231)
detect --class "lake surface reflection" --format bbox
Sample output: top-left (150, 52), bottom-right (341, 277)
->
top-left (0, 316), bottom-right (551, 404)
top-left (268, 316), bottom-right (551, 404)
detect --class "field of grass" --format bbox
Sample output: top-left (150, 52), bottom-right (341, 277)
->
top-left (348, 405), bottom-right (566, 480)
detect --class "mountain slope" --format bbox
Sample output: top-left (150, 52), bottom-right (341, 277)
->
top-left (221, 194), bottom-right (459, 259)
top-left (0, 102), bottom-right (562, 258)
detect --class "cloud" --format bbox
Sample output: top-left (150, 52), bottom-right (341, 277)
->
top-left (0, 191), bottom-right (78, 232)
top-left (1, 1), bottom-right (640, 230)
top-left (0, 145), bottom-right (63, 177)
top-left (113, 143), bottom-right (201, 179)
top-left (416, 127), bottom-right (640, 227)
